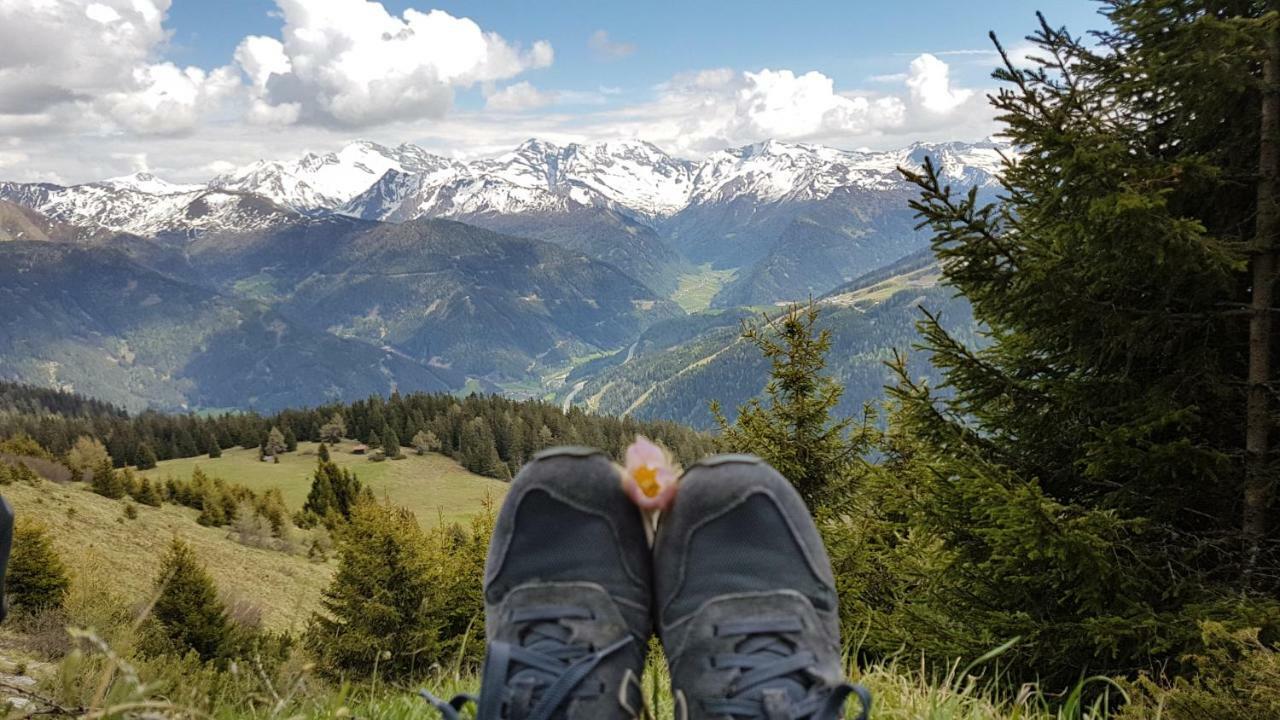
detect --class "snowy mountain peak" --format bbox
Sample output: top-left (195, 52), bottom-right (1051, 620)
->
top-left (211, 140), bottom-right (450, 213)
top-left (102, 172), bottom-right (202, 195)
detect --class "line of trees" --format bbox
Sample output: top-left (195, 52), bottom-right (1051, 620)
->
top-left (0, 391), bottom-right (716, 481)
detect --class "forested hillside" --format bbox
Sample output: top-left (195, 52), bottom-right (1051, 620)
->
top-left (0, 386), bottom-right (714, 480)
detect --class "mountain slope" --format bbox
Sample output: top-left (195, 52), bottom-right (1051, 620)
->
top-left (0, 199), bottom-right (79, 242)
top-left (277, 218), bottom-right (683, 381)
top-left (664, 140), bottom-right (1005, 305)
top-left (563, 285), bottom-right (976, 430)
top-left (0, 241), bottom-right (458, 411)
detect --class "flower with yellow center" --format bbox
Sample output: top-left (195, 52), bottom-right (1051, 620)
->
top-left (620, 435), bottom-right (679, 512)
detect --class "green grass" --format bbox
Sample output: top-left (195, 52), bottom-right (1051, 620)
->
top-left (826, 265), bottom-right (942, 309)
top-left (138, 441), bottom-right (508, 528)
top-left (672, 264), bottom-right (738, 313)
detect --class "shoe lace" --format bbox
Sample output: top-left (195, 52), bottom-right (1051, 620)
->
top-left (700, 617), bottom-right (871, 720)
top-left (421, 604), bottom-right (634, 720)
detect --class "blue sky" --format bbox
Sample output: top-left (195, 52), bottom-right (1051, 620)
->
top-left (165, 0), bottom-right (1105, 109)
top-left (0, 0), bottom-right (1109, 183)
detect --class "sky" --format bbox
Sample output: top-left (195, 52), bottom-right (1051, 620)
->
top-left (0, 0), bottom-right (1107, 184)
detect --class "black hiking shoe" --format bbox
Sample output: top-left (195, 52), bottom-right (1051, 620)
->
top-left (653, 454), bottom-right (871, 720)
top-left (423, 447), bottom-right (651, 720)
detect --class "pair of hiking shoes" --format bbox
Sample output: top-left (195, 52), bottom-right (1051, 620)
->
top-left (423, 447), bottom-right (870, 720)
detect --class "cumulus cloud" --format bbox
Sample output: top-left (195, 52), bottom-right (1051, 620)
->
top-left (0, 0), bottom-right (237, 135)
top-left (0, 4), bottom-right (996, 186)
top-left (104, 64), bottom-right (240, 135)
top-left (242, 1), bottom-right (554, 127)
top-left (588, 30), bottom-right (636, 60)
top-left (906, 53), bottom-right (973, 113)
top-left (593, 67), bottom-right (907, 156)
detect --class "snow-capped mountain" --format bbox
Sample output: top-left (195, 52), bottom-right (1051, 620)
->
top-left (101, 172), bottom-right (204, 195)
top-left (211, 140), bottom-right (457, 214)
top-left (342, 137), bottom-right (1006, 226)
top-left (0, 136), bottom-right (1008, 304)
top-left (685, 139), bottom-right (1006, 207)
top-left (344, 139), bottom-right (697, 222)
top-left (0, 179), bottom-right (297, 238)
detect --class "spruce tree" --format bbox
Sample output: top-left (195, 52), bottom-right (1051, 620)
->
top-left (208, 438), bottom-right (221, 459)
top-left (858, 6), bottom-right (1280, 685)
top-left (284, 426), bottom-right (298, 453)
top-left (144, 538), bottom-right (234, 662)
top-left (134, 477), bottom-right (162, 507)
top-left (7, 519), bottom-right (70, 613)
top-left (382, 425), bottom-right (401, 459)
top-left (714, 302), bottom-right (873, 508)
top-left (90, 459), bottom-right (125, 499)
top-left (318, 441), bottom-right (331, 462)
top-left (264, 427), bottom-right (286, 458)
top-left (136, 444), bottom-right (158, 470)
top-left (305, 502), bottom-right (437, 680)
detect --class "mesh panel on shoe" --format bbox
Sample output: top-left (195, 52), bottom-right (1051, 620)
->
top-left (665, 493), bottom-right (835, 622)
top-left (488, 488), bottom-right (637, 603)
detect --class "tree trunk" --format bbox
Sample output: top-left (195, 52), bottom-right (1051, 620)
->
top-left (1245, 27), bottom-right (1280, 567)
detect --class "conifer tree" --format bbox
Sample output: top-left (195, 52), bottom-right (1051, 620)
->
top-left (134, 477), bottom-right (161, 507)
top-left (305, 502), bottom-right (437, 680)
top-left (144, 538), bottom-right (234, 662)
top-left (136, 444), bottom-right (158, 470)
top-left (264, 427), bottom-right (286, 458)
top-left (714, 302), bottom-right (873, 507)
top-left (382, 425), bottom-right (400, 459)
top-left (7, 518), bottom-right (70, 613)
top-left (90, 459), bottom-right (125, 499)
top-left (318, 441), bottom-right (331, 462)
top-left (858, 6), bottom-right (1280, 684)
top-left (284, 426), bottom-right (298, 453)
top-left (208, 437), bottom-right (221, 459)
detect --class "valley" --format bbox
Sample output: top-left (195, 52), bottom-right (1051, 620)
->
top-left (0, 137), bottom-right (997, 420)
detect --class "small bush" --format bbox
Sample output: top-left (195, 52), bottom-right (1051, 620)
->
top-left (123, 503), bottom-right (138, 520)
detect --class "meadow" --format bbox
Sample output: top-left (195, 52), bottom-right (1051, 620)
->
top-left (137, 441), bottom-right (508, 528)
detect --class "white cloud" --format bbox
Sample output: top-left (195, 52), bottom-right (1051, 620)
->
top-left (0, 0), bottom-right (235, 135)
top-left (0, 9), bottom-right (996, 185)
top-left (589, 67), bottom-right (908, 156)
top-left (235, 36), bottom-right (292, 91)
top-left (485, 82), bottom-right (610, 113)
top-left (486, 82), bottom-right (556, 112)
top-left (104, 63), bottom-right (240, 135)
top-left (244, 1), bottom-right (553, 127)
top-left (906, 53), bottom-right (973, 113)
top-left (588, 30), bottom-right (636, 60)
